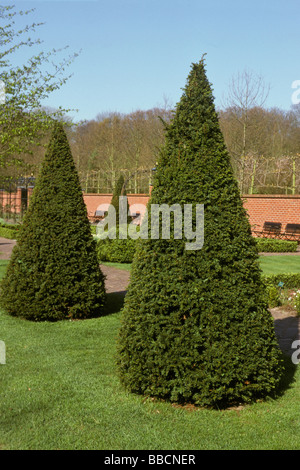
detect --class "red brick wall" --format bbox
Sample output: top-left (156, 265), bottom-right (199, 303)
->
top-left (84, 193), bottom-right (300, 235)
top-left (6, 188), bottom-right (299, 235)
top-left (243, 195), bottom-right (300, 232)
top-left (83, 193), bottom-right (150, 219)
top-left (4, 177), bottom-right (299, 233)
top-left (83, 194), bottom-right (114, 218)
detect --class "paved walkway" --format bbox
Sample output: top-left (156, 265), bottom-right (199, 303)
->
top-left (0, 237), bottom-right (16, 260)
top-left (1, 237), bottom-right (299, 358)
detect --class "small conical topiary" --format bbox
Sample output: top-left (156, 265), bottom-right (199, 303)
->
top-left (0, 122), bottom-right (106, 321)
top-left (117, 58), bottom-right (284, 408)
top-left (109, 174), bottom-right (131, 225)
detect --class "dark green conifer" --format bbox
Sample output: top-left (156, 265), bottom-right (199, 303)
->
top-left (0, 122), bottom-right (106, 321)
top-left (110, 174), bottom-right (131, 225)
top-left (117, 58), bottom-right (284, 408)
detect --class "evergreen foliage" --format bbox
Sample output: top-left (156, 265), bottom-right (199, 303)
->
top-left (0, 222), bottom-right (20, 240)
top-left (0, 123), bottom-right (106, 321)
top-left (109, 174), bottom-right (131, 225)
top-left (255, 238), bottom-right (297, 253)
top-left (96, 236), bottom-right (136, 264)
top-left (117, 59), bottom-right (284, 408)
top-left (95, 173), bottom-right (133, 262)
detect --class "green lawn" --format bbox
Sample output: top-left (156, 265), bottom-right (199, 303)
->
top-left (0, 260), bottom-right (9, 279)
top-left (101, 261), bottom-right (132, 271)
top-left (259, 255), bottom-right (300, 275)
top-left (0, 257), bottom-right (299, 450)
top-left (101, 255), bottom-right (300, 276)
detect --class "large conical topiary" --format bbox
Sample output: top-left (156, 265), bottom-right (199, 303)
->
top-left (0, 122), bottom-right (106, 321)
top-left (117, 58), bottom-right (284, 408)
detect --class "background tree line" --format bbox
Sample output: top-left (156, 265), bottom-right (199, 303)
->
top-left (71, 94), bottom-right (300, 195)
top-left (69, 107), bottom-right (172, 193)
top-left (3, 99), bottom-right (300, 195)
top-left (2, 100), bottom-right (300, 194)
top-left (219, 103), bottom-right (300, 194)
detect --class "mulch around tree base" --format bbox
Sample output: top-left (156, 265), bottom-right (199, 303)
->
top-left (0, 237), bottom-right (299, 357)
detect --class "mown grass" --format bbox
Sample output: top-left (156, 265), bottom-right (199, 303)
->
top-left (101, 261), bottom-right (132, 271)
top-left (102, 255), bottom-right (300, 276)
top-left (0, 260), bottom-right (9, 279)
top-left (259, 255), bottom-right (300, 275)
top-left (0, 258), bottom-right (299, 450)
top-left (0, 306), bottom-right (299, 450)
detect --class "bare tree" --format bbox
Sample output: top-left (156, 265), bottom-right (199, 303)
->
top-left (222, 69), bottom-right (270, 192)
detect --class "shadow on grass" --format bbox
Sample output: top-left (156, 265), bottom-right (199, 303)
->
top-left (101, 291), bottom-right (127, 316)
top-left (272, 315), bottom-right (299, 396)
top-left (276, 353), bottom-right (298, 399)
top-left (273, 315), bottom-right (300, 356)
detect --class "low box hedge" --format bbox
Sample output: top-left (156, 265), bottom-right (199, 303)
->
top-left (255, 238), bottom-right (297, 253)
top-left (262, 273), bottom-right (300, 289)
top-left (0, 223), bottom-right (20, 240)
top-left (93, 231), bottom-right (299, 263)
top-left (94, 226), bottom-right (137, 263)
top-left (95, 237), bottom-right (136, 263)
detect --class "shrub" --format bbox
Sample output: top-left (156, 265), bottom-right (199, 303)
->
top-left (265, 284), bottom-right (282, 308)
top-left (0, 123), bottom-right (106, 321)
top-left (255, 238), bottom-right (297, 253)
top-left (262, 273), bottom-right (300, 289)
top-left (95, 174), bottom-right (133, 262)
top-left (291, 290), bottom-right (300, 315)
top-left (95, 227), bottom-right (136, 263)
top-left (0, 223), bottom-right (20, 240)
top-left (90, 224), bottom-right (97, 235)
top-left (110, 174), bottom-right (131, 224)
top-left (117, 58), bottom-right (284, 409)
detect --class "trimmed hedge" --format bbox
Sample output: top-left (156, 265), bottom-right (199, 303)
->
top-left (255, 238), bottom-right (297, 253)
top-left (262, 273), bottom-right (300, 289)
top-left (95, 237), bottom-right (298, 263)
top-left (95, 235), bottom-right (136, 263)
top-left (94, 234), bottom-right (298, 263)
top-left (0, 223), bottom-right (20, 240)
top-left (1, 222), bottom-right (298, 256)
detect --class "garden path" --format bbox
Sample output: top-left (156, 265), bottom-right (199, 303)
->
top-left (0, 237), bottom-right (299, 358)
top-left (0, 237), bottom-right (16, 260)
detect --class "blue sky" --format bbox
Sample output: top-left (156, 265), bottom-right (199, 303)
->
top-left (10, 0), bottom-right (300, 122)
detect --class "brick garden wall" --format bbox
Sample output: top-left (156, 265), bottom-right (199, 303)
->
top-left (242, 195), bottom-right (300, 233)
top-left (3, 187), bottom-right (300, 236)
top-left (83, 193), bottom-right (149, 220)
top-left (84, 193), bottom-right (300, 235)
